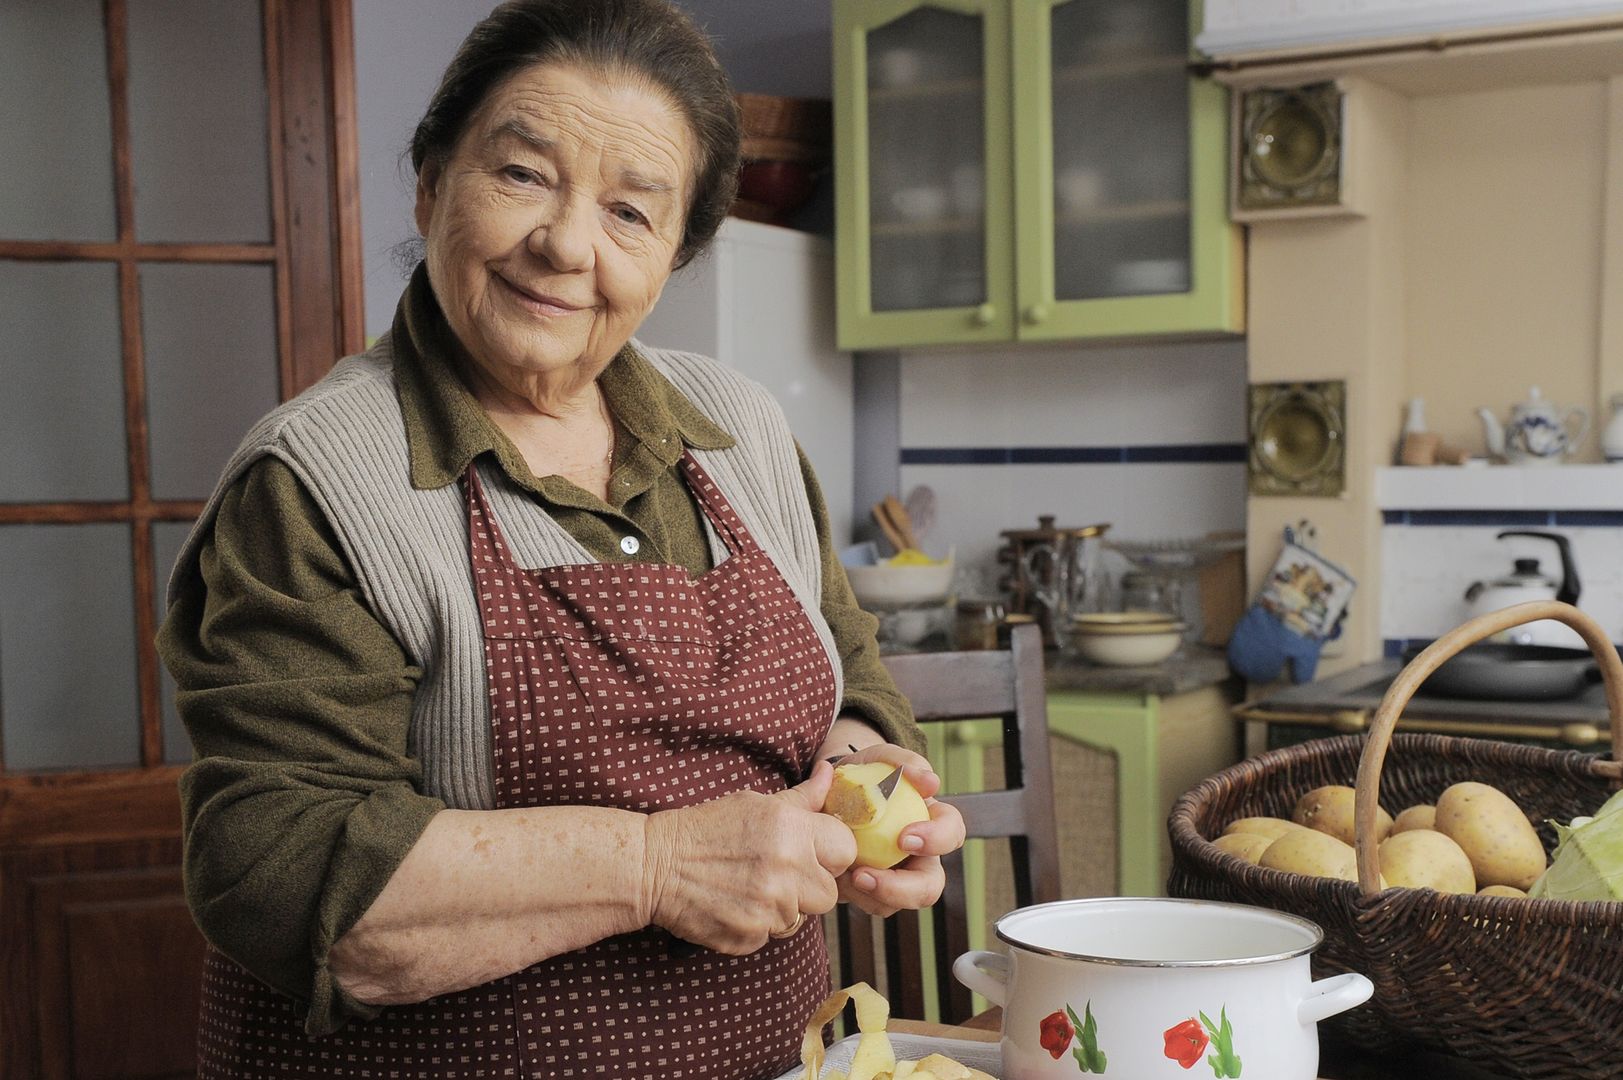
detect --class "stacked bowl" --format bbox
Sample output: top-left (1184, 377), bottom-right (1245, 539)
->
top-left (1070, 611), bottom-right (1184, 666)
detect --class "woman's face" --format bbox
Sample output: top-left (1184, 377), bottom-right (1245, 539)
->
top-left (415, 62), bottom-right (696, 390)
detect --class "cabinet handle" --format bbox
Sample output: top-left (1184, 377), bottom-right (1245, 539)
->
top-left (1023, 302), bottom-right (1050, 325)
top-left (971, 303), bottom-right (995, 327)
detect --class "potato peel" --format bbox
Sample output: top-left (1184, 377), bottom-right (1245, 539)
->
top-left (797, 982), bottom-right (895, 1080)
top-left (796, 983), bottom-right (994, 1080)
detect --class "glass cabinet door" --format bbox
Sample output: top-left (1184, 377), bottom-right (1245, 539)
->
top-left (1014, 0), bottom-right (1242, 340)
top-left (834, 0), bottom-right (1014, 349)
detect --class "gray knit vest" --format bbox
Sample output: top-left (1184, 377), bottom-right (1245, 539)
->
top-left (168, 335), bottom-right (842, 810)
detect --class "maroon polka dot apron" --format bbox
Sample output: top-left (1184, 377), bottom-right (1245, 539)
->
top-left (197, 452), bottom-right (840, 1079)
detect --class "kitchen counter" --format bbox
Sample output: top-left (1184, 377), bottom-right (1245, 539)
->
top-left (1046, 644), bottom-right (1233, 696)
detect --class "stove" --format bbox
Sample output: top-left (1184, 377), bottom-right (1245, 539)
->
top-left (1237, 659), bottom-right (1615, 752)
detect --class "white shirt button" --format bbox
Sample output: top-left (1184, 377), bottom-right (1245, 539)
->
top-left (620, 536), bottom-right (641, 555)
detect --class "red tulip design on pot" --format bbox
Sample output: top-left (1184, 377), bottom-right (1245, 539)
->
top-left (1162, 1018), bottom-right (1208, 1069)
top-left (1039, 1010), bottom-right (1073, 1060)
top-left (1038, 1001), bottom-right (1107, 1072)
top-left (1164, 1007), bottom-right (1243, 1078)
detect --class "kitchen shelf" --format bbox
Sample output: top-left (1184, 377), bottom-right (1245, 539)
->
top-left (1057, 199), bottom-right (1190, 227)
top-left (868, 76), bottom-right (983, 103)
top-left (1376, 464), bottom-right (1623, 511)
top-left (871, 217), bottom-right (981, 239)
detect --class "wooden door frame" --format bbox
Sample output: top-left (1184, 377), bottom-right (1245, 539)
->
top-left (1, 2), bottom-right (363, 1073)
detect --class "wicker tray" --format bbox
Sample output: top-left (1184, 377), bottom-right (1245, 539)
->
top-left (1169, 601), bottom-right (1623, 1078)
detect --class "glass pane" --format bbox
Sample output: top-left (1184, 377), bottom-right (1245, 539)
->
top-left (0, 262), bottom-right (129, 501)
top-left (866, 9), bottom-right (986, 313)
top-left (152, 520), bottom-right (196, 765)
top-left (0, 525), bottom-right (140, 770)
top-left (1051, 0), bottom-right (1190, 301)
top-left (128, 0), bottom-right (271, 242)
top-left (143, 263), bottom-right (280, 501)
top-left (0, 0), bottom-right (118, 241)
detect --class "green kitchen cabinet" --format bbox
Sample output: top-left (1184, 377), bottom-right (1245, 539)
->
top-left (833, 0), bottom-right (1243, 350)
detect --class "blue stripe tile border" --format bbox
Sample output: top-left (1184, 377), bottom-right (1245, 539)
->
top-left (1383, 510), bottom-right (1623, 527)
top-left (899, 443), bottom-right (1247, 466)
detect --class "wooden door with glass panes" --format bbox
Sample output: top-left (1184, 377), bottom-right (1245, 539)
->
top-left (0, 1), bottom-right (363, 1076)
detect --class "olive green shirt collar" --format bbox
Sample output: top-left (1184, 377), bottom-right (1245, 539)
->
top-left (390, 264), bottom-right (734, 492)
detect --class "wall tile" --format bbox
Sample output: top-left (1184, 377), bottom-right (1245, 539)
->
top-left (898, 339), bottom-right (1246, 448)
top-left (1380, 524), bottom-right (1623, 641)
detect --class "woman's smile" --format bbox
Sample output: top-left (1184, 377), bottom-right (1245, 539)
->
top-left (493, 272), bottom-right (592, 318)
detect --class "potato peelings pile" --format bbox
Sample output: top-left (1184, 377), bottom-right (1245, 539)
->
top-left (795, 983), bottom-right (995, 1080)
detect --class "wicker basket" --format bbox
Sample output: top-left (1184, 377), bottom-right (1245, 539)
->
top-left (1169, 600), bottom-right (1623, 1078)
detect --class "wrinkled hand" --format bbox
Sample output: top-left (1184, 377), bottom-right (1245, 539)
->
top-left (830, 744), bottom-right (967, 918)
top-left (641, 761), bottom-right (856, 955)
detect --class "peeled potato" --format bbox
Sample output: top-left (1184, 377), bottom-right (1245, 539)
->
top-left (1223, 816), bottom-right (1306, 842)
top-left (1294, 785), bottom-right (1393, 847)
top-left (1391, 804), bottom-right (1437, 834)
top-left (1435, 782), bottom-right (1547, 890)
top-left (1212, 832), bottom-right (1273, 864)
top-left (826, 762), bottom-right (931, 869)
top-left (1378, 829), bottom-right (1476, 893)
top-left (1478, 884), bottom-right (1528, 898)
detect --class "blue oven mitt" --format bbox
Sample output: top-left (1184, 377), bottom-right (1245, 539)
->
top-left (1227, 603), bottom-right (1324, 684)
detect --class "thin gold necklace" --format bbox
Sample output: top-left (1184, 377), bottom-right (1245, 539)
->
top-left (597, 384), bottom-right (616, 470)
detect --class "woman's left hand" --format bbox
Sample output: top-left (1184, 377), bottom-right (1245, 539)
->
top-left (823, 742), bottom-right (967, 918)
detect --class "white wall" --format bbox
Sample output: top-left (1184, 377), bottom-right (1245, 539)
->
top-left (894, 340), bottom-right (1249, 574)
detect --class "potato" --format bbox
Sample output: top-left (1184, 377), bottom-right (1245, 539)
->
top-left (1212, 832), bottom-right (1273, 864)
top-left (1378, 829), bottom-right (1476, 893)
top-left (826, 762), bottom-right (932, 869)
top-left (1478, 884), bottom-right (1528, 898)
top-left (1223, 816), bottom-right (1306, 841)
top-left (1293, 785), bottom-right (1393, 847)
top-left (1260, 828), bottom-right (1359, 881)
top-left (1391, 804), bottom-right (1437, 834)
top-left (1434, 782), bottom-right (1547, 890)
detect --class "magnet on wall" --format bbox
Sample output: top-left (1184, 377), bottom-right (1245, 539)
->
top-left (1248, 381), bottom-right (1346, 497)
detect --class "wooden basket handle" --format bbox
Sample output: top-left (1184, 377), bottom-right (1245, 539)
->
top-left (1353, 601), bottom-right (1623, 896)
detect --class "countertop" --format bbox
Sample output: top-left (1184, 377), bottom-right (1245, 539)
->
top-left (1045, 644), bottom-right (1234, 697)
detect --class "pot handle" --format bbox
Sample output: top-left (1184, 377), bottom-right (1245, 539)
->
top-left (1297, 972), bottom-right (1374, 1026)
top-left (952, 951), bottom-right (1010, 1008)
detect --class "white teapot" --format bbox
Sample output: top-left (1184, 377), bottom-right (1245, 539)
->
top-left (1477, 386), bottom-right (1588, 465)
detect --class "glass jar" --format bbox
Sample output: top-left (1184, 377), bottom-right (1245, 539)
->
top-left (954, 599), bottom-right (1005, 650)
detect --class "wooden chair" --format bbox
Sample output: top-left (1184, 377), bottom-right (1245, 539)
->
top-left (838, 622), bottom-right (1061, 1024)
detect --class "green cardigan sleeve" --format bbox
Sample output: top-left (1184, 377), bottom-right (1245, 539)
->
top-left (159, 456), bottom-right (445, 1036)
top-left (795, 446), bottom-right (927, 757)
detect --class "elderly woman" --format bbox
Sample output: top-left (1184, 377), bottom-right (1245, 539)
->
top-left (158, 1), bottom-right (964, 1076)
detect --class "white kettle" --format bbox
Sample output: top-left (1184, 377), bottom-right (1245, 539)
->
top-left (1463, 530), bottom-right (1583, 647)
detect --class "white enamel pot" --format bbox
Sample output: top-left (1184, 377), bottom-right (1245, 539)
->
top-left (953, 898), bottom-right (1372, 1080)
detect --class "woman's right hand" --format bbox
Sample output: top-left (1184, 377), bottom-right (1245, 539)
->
top-left (641, 760), bottom-right (856, 954)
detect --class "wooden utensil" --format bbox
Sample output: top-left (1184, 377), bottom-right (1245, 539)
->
top-left (871, 500), bottom-right (909, 554)
top-left (882, 494), bottom-right (922, 551)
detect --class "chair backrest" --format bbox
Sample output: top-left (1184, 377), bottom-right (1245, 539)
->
top-left (838, 622), bottom-right (1060, 1023)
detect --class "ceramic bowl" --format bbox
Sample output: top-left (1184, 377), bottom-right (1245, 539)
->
top-left (845, 554), bottom-right (954, 610)
top-left (1072, 612), bottom-right (1184, 666)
